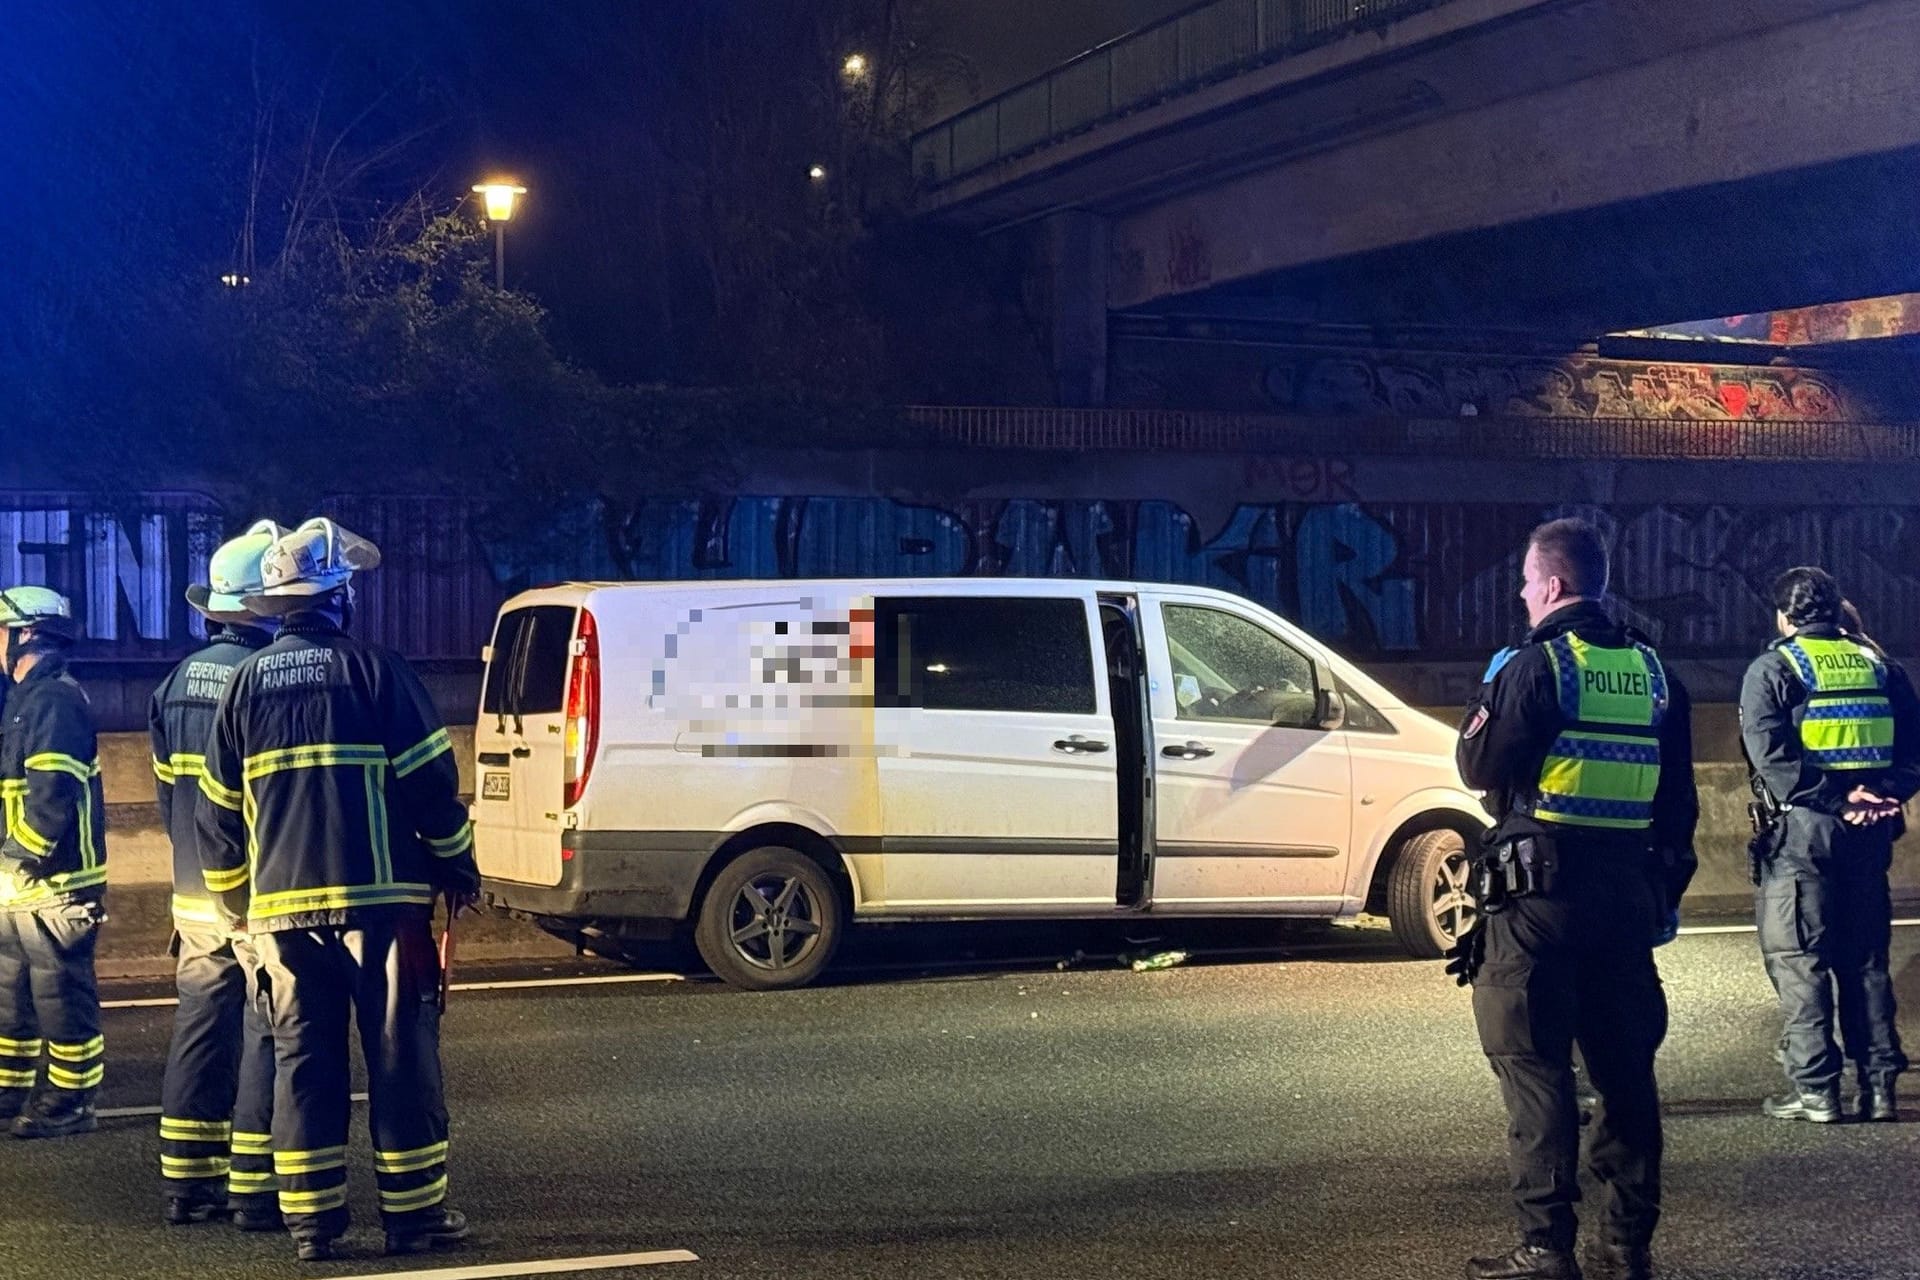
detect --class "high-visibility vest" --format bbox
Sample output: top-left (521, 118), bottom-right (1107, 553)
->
top-left (1779, 636), bottom-right (1894, 771)
top-left (1528, 634), bottom-right (1667, 831)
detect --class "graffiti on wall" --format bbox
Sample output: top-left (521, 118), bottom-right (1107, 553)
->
top-left (0, 498), bottom-right (220, 654)
top-left (13, 490), bottom-right (1920, 669)
top-left (1620, 292), bottom-right (1920, 347)
top-left (491, 496), bottom-right (1920, 662)
top-left (1111, 337), bottom-right (1883, 422)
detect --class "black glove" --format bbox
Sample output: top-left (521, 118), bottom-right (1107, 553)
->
top-left (1443, 921), bottom-right (1486, 987)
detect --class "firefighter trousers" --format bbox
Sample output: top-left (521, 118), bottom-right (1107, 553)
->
top-left (254, 912), bottom-right (451, 1242)
top-left (158, 928), bottom-right (277, 1209)
top-left (1471, 856), bottom-right (1668, 1253)
top-left (0, 899), bottom-right (104, 1102)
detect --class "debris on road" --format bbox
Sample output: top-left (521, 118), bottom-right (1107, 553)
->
top-left (1129, 950), bottom-right (1190, 972)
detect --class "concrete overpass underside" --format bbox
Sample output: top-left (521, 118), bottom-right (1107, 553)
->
top-left (918, 0), bottom-right (1920, 399)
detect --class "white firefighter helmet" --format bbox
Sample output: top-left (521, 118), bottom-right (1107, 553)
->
top-left (0, 585), bottom-right (76, 638)
top-left (187, 519), bottom-right (289, 623)
top-left (244, 518), bottom-right (382, 615)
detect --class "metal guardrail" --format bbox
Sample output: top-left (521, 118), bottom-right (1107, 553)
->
top-left (912, 0), bottom-right (1443, 186)
top-left (905, 406), bottom-right (1920, 461)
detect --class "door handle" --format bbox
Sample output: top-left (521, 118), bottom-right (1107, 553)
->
top-left (1161, 741), bottom-right (1215, 760)
top-left (1052, 735), bottom-right (1110, 755)
top-left (511, 746), bottom-right (532, 758)
top-left (478, 752), bottom-right (510, 766)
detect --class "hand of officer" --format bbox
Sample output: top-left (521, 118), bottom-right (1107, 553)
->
top-left (1443, 923), bottom-right (1486, 987)
top-left (448, 889), bottom-right (482, 919)
top-left (1652, 907), bottom-right (1680, 947)
top-left (1843, 786), bottom-right (1902, 825)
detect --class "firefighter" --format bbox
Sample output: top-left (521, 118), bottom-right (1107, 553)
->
top-left (152, 520), bottom-right (286, 1227)
top-left (196, 518), bottom-right (480, 1262)
top-left (0, 585), bottom-right (109, 1139)
top-left (1449, 519), bottom-right (1698, 1280)
top-left (1742, 567), bottom-right (1919, 1123)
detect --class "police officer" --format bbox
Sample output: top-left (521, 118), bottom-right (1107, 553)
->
top-left (152, 521), bottom-right (285, 1227)
top-left (196, 518), bottom-right (480, 1262)
top-left (0, 586), bottom-right (109, 1139)
top-left (1741, 567), bottom-right (1918, 1123)
top-left (1450, 519), bottom-right (1697, 1280)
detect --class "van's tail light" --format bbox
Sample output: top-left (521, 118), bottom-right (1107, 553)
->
top-left (563, 608), bottom-right (600, 808)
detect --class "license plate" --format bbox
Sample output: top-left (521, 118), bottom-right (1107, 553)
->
top-left (481, 771), bottom-right (511, 801)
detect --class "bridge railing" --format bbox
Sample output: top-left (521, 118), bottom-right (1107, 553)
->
top-left (903, 405), bottom-right (1920, 461)
top-left (912, 0), bottom-right (1444, 187)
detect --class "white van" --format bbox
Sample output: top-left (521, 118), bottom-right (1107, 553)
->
top-left (472, 578), bottom-right (1487, 989)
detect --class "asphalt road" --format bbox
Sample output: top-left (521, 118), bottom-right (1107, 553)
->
top-left (1, 921), bottom-right (1917, 1280)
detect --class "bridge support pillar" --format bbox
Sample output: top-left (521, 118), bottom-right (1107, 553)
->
top-left (1046, 210), bottom-right (1110, 407)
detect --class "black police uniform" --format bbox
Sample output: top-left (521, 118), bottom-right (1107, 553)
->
top-left (1740, 623), bottom-right (1919, 1106)
top-left (0, 649), bottom-right (109, 1127)
top-left (151, 624), bottom-right (278, 1219)
top-left (196, 613), bottom-right (479, 1253)
top-left (1456, 601), bottom-right (1697, 1263)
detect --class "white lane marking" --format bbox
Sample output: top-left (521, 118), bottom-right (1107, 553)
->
top-left (329, 1250), bottom-right (698, 1280)
top-left (99, 1092), bottom-right (369, 1120)
top-left (1680, 918), bottom-right (1920, 937)
top-left (102, 971), bottom-right (684, 1011)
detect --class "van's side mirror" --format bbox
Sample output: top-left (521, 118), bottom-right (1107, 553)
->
top-left (1314, 687), bottom-right (1346, 731)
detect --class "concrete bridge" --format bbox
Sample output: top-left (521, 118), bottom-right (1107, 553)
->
top-left (913, 0), bottom-right (1920, 404)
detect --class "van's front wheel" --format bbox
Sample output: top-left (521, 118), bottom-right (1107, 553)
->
top-left (694, 847), bottom-right (844, 990)
top-left (1386, 827), bottom-right (1477, 959)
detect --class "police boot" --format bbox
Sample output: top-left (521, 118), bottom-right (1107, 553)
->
top-left (1582, 1239), bottom-right (1652, 1280)
top-left (1464, 1244), bottom-right (1583, 1279)
top-left (295, 1235), bottom-right (341, 1263)
top-left (385, 1206), bottom-right (471, 1256)
top-left (1860, 1077), bottom-right (1899, 1123)
top-left (1762, 1087), bottom-right (1842, 1123)
top-left (0, 1087), bottom-right (28, 1123)
top-left (165, 1186), bottom-right (229, 1226)
top-left (11, 1090), bottom-right (97, 1139)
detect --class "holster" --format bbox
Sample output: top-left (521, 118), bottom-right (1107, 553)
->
top-left (1476, 833), bottom-right (1556, 908)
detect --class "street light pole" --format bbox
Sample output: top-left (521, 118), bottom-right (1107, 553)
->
top-left (472, 181), bottom-right (527, 289)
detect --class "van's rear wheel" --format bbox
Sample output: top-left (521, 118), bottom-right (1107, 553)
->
top-left (1386, 827), bottom-right (1477, 959)
top-left (694, 847), bottom-right (844, 991)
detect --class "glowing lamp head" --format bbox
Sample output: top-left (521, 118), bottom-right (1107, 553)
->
top-left (472, 182), bottom-right (527, 223)
top-left (843, 53), bottom-right (868, 77)
top-left (808, 164), bottom-right (827, 182)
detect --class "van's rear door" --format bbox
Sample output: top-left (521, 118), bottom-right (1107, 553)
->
top-left (473, 601), bottom-right (575, 887)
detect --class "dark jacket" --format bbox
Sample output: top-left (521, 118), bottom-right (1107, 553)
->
top-left (1457, 601), bottom-right (1699, 890)
top-left (0, 651), bottom-right (107, 909)
top-left (147, 625), bottom-right (273, 929)
top-left (195, 615), bottom-right (479, 932)
top-left (1739, 621), bottom-right (1920, 870)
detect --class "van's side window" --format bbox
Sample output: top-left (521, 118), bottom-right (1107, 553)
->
top-left (482, 605), bottom-right (575, 716)
top-left (875, 597), bottom-right (1096, 714)
top-left (1162, 605), bottom-right (1319, 728)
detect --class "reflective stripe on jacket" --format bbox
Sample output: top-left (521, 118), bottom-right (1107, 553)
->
top-left (149, 629), bottom-right (270, 927)
top-left (0, 653), bottom-right (107, 908)
top-left (1528, 633), bottom-right (1666, 831)
top-left (1779, 636), bottom-right (1894, 771)
top-left (195, 618), bottom-right (478, 932)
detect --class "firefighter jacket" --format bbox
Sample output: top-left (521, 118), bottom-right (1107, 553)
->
top-left (0, 651), bottom-right (108, 910)
top-left (148, 626), bottom-right (272, 929)
top-left (1739, 621), bottom-right (1920, 869)
top-left (195, 617), bottom-right (479, 932)
top-left (1458, 601), bottom-right (1698, 865)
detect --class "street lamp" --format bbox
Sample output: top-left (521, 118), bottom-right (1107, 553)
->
top-left (842, 52), bottom-right (868, 79)
top-left (472, 181), bottom-right (527, 289)
top-left (808, 164), bottom-right (827, 182)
